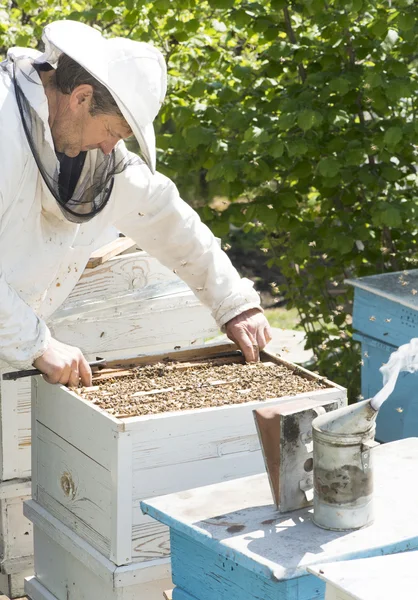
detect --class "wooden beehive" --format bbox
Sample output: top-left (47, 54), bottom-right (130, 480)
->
top-left (30, 342), bottom-right (346, 567)
top-left (347, 269), bottom-right (418, 442)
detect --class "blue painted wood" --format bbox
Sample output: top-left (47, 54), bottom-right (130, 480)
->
top-left (352, 288), bottom-right (418, 349)
top-left (170, 530), bottom-right (324, 600)
top-left (349, 272), bottom-right (418, 442)
top-left (353, 334), bottom-right (418, 441)
top-left (172, 588), bottom-right (199, 600)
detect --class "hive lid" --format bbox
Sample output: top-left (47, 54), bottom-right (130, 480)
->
top-left (345, 270), bottom-right (418, 310)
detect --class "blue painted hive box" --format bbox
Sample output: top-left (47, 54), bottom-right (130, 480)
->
top-left (347, 270), bottom-right (418, 442)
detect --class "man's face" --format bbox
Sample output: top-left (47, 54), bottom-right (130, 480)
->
top-left (51, 84), bottom-right (133, 157)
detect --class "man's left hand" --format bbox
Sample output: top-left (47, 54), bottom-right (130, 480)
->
top-left (225, 308), bottom-right (272, 362)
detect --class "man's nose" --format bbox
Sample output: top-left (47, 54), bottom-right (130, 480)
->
top-left (100, 139), bottom-right (119, 155)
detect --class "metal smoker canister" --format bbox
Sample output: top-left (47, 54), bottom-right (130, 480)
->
top-left (312, 400), bottom-right (377, 531)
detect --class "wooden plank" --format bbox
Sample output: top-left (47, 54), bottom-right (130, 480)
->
top-left (110, 432), bottom-right (133, 565)
top-left (104, 341), bottom-right (238, 370)
top-left (16, 380), bottom-right (31, 479)
top-left (35, 423), bottom-right (113, 557)
top-left (55, 252), bottom-right (181, 315)
top-left (86, 237), bottom-right (137, 269)
top-left (0, 494), bottom-right (33, 569)
top-left (25, 501), bottom-right (173, 595)
top-left (0, 375), bottom-right (20, 481)
top-left (0, 567), bottom-right (32, 599)
top-left (49, 294), bottom-right (218, 357)
top-left (131, 519), bottom-right (170, 562)
top-left (33, 378), bottom-right (121, 471)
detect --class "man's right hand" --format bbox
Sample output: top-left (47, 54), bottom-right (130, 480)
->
top-left (33, 338), bottom-right (92, 387)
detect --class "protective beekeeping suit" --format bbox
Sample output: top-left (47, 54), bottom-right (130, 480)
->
top-left (0, 20), bottom-right (271, 385)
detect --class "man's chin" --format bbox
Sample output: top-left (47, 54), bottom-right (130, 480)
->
top-left (64, 149), bottom-right (82, 158)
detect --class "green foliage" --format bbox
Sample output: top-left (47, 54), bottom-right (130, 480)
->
top-left (3, 0), bottom-right (418, 400)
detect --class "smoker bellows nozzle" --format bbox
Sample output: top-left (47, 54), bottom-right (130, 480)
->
top-left (253, 396), bottom-right (343, 512)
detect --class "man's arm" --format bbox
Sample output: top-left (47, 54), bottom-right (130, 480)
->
top-left (0, 192), bottom-right (91, 385)
top-left (113, 161), bottom-right (272, 360)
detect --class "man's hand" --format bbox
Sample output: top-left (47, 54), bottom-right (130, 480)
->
top-left (225, 308), bottom-right (272, 362)
top-left (33, 338), bottom-right (92, 387)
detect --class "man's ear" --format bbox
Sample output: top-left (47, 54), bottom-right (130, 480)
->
top-left (69, 84), bottom-right (94, 112)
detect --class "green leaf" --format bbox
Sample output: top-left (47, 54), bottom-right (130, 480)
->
top-left (318, 157), bottom-right (341, 178)
top-left (279, 192), bottom-right (298, 208)
top-left (384, 126), bottom-right (403, 147)
top-left (189, 80), bottom-right (207, 97)
top-left (287, 139), bottom-right (309, 157)
top-left (292, 160), bottom-right (312, 178)
top-left (345, 149), bottom-right (366, 166)
top-left (185, 19), bottom-right (200, 33)
top-left (278, 113), bottom-right (296, 131)
top-left (184, 126), bottom-right (214, 148)
top-left (329, 78), bottom-right (351, 96)
top-left (369, 19), bottom-right (388, 38)
top-left (232, 9), bottom-right (252, 28)
top-left (297, 109), bottom-right (322, 131)
top-left (381, 165), bottom-right (402, 181)
top-left (397, 13), bottom-right (415, 31)
top-left (244, 127), bottom-right (270, 143)
top-left (372, 205), bottom-right (402, 228)
top-left (364, 72), bottom-right (383, 89)
top-left (269, 140), bottom-right (285, 158)
top-left (102, 9), bottom-right (116, 22)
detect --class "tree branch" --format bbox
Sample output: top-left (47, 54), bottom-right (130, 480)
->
top-left (283, 6), bottom-right (307, 84)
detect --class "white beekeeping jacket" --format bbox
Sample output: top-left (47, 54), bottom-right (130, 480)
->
top-left (0, 47), bottom-right (261, 369)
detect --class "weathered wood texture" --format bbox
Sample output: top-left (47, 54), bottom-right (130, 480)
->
top-left (24, 500), bottom-right (172, 600)
top-left (0, 480), bottom-right (32, 582)
top-left (0, 378), bottom-right (31, 481)
top-left (141, 439), bottom-right (418, 600)
top-left (31, 345), bottom-right (346, 567)
top-left (49, 290), bottom-right (217, 360)
top-left (86, 237), bottom-right (137, 269)
top-left (0, 567), bottom-right (32, 600)
top-left (48, 250), bottom-right (218, 361)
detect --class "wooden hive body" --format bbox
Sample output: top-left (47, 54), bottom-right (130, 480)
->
top-left (347, 269), bottom-right (418, 442)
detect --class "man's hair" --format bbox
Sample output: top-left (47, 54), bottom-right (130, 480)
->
top-left (54, 53), bottom-right (124, 118)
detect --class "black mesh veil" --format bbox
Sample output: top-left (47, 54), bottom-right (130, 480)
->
top-left (7, 56), bottom-right (140, 223)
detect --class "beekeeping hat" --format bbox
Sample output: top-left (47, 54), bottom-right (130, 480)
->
top-left (37, 20), bottom-right (167, 173)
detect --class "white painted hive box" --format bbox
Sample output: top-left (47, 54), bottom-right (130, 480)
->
top-left (31, 343), bottom-right (347, 567)
top-left (25, 500), bottom-right (171, 600)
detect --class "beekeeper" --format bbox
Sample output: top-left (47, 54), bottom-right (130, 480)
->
top-left (0, 20), bottom-right (272, 387)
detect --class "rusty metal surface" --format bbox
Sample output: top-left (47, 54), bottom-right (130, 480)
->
top-left (253, 396), bottom-right (344, 512)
